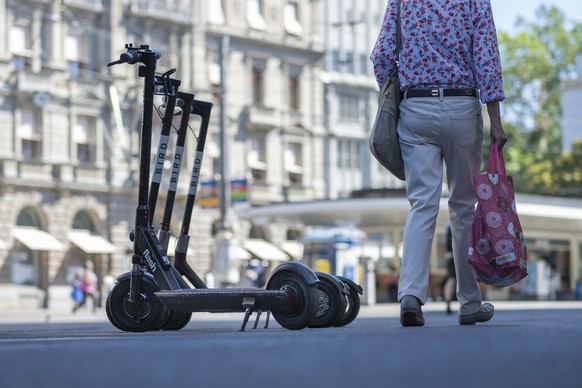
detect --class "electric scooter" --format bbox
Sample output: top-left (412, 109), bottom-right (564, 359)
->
top-left (105, 44), bottom-right (362, 332)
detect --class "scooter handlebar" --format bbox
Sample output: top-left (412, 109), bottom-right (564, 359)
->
top-left (108, 49), bottom-right (161, 67)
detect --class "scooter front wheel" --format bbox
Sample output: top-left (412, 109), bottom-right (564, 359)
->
top-left (267, 270), bottom-right (319, 330)
top-left (106, 276), bottom-right (167, 332)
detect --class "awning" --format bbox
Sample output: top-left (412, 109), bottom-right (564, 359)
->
top-left (12, 228), bottom-right (66, 251)
top-left (68, 230), bottom-right (117, 254)
top-left (280, 241), bottom-right (304, 260)
top-left (234, 245), bottom-right (252, 261)
top-left (243, 239), bottom-right (290, 262)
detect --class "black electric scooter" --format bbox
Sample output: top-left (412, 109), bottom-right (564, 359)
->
top-left (105, 44), bottom-right (361, 332)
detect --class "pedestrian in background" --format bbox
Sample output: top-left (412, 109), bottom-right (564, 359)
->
top-left (371, 0), bottom-right (507, 326)
top-left (81, 261), bottom-right (99, 313)
top-left (71, 268), bottom-right (85, 313)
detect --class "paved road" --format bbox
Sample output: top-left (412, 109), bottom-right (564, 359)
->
top-left (1, 303), bottom-right (581, 388)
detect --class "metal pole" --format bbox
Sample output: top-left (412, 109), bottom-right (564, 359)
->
top-left (219, 34), bottom-right (231, 231)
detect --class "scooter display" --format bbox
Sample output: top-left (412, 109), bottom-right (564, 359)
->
top-left (105, 44), bottom-right (362, 332)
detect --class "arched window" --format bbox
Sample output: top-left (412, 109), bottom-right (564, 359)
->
top-left (16, 207), bottom-right (41, 227)
top-left (72, 211), bottom-right (95, 231)
top-left (249, 224), bottom-right (267, 240)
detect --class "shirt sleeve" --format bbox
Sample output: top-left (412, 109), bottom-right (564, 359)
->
top-left (473, 0), bottom-right (505, 103)
top-left (370, 1), bottom-right (399, 88)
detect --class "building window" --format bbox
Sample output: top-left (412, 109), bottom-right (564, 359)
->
top-left (10, 24), bottom-right (31, 53)
top-left (208, 58), bottom-right (221, 86)
top-left (150, 29), bottom-right (173, 71)
top-left (352, 140), bottom-right (362, 169)
top-left (19, 109), bottom-right (42, 161)
top-left (336, 139), bottom-right (362, 170)
top-left (343, 52), bottom-right (354, 73)
top-left (248, 137), bottom-right (267, 181)
top-left (330, 50), bottom-right (340, 71)
top-left (65, 32), bottom-right (88, 79)
top-left (247, 0), bottom-right (267, 31)
top-left (252, 66), bottom-right (264, 106)
top-left (338, 93), bottom-right (360, 121)
top-left (284, 1), bottom-right (303, 35)
top-left (209, 0), bottom-right (226, 24)
top-left (289, 73), bottom-right (300, 110)
top-left (285, 142), bottom-right (303, 185)
top-left (10, 24), bottom-right (33, 70)
top-left (74, 115), bottom-right (97, 164)
top-left (359, 53), bottom-right (369, 76)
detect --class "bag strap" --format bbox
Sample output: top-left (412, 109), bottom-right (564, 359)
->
top-left (487, 143), bottom-right (506, 176)
top-left (396, 0), bottom-right (402, 65)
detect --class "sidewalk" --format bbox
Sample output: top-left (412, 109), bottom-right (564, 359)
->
top-left (1, 299), bottom-right (581, 325)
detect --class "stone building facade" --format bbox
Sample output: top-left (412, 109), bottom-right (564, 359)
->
top-left (0, 0), bottom-right (397, 307)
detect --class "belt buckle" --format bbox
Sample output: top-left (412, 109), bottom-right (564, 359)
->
top-left (466, 89), bottom-right (474, 96)
top-left (431, 89), bottom-right (439, 97)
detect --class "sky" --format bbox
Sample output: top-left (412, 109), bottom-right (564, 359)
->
top-left (490, 0), bottom-right (582, 34)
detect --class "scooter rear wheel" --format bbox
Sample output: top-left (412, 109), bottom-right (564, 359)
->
top-left (267, 270), bottom-right (318, 330)
top-left (106, 276), bottom-right (167, 332)
top-left (162, 311), bottom-right (192, 331)
top-left (308, 275), bottom-right (347, 328)
top-left (333, 281), bottom-right (361, 327)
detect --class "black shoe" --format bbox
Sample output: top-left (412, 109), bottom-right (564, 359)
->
top-left (459, 303), bottom-right (494, 325)
top-left (400, 295), bottom-right (425, 327)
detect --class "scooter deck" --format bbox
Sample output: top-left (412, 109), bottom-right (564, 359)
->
top-left (155, 288), bottom-right (289, 312)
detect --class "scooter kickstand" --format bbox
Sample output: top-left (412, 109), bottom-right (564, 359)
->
top-left (240, 298), bottom-right (256, 332)
top-left (252, 310), bottom-right (262, 330)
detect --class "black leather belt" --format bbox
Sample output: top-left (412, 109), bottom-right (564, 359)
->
top-left (401, 88), bottom-right (478, 99)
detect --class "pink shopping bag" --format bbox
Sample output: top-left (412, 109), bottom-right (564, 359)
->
top-left (468, 144), bottom-right (528, 287)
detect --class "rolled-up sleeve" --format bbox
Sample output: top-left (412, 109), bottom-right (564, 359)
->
top-left (473, 0), bottom-right (505, 103)
top-left (370, 1), bottom-right (398, 88)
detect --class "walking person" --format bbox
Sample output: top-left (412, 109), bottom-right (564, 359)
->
top-left (71, 268), bottom-right (85, 313)
top-left (81, 261), bottom-right (99, 312)
top-left (371, 0), bottom-right (507, 326)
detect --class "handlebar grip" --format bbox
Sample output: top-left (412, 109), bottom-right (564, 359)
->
top-left (108, 48), bottom-right (160, 67)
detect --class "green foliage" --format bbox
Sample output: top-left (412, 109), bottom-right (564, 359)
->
top-left (496, 6), bottom-right (582, 197)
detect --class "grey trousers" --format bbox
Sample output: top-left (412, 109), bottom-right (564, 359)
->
top-left (396, 95), bottom-right (484, 315)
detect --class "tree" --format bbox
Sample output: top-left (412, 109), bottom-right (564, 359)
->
top-left (496, 6), bottom-right (582, 196)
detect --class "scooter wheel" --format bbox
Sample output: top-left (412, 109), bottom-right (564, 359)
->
top-left (333, 281), bottom-right (361, 327)
top-left (162, 311), bottom-right (192, 331)
top-left (106, 277), bottom-right (167, 332)
top-left (308, 275), bottom-right (347, 328)
top-left (267, 270), bottom-right (319, 330)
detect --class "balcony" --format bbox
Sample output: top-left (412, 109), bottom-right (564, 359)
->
top-left (243, 105), bottom-right (281, 130)
top-left (74, 165), bottom-right (107, 186)
top-left (64, 0), bottom-right (103, 12)
top-left (249, 182), bottom-right (282, 205)
top-left (286, 185), bottom-right (312, 202)
top-left (68, 75), bottom-right (106, 100)
top-left (18, 161), bottom-right (53, 182)
top-left (15, 70), bottom-right (53, 93)
top-left (128, 0), bottom-right (193, 25)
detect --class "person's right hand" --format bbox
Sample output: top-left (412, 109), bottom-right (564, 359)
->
top-left (486, 101), bottom-right (507, 150)
top-left (490, 121), bottom-right (507, 150)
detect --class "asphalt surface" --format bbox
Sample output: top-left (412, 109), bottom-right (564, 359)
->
top-left (1, 301), bottom-right (581, 388)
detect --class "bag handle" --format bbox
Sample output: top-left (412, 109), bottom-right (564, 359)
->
top-left (487, 143), bottom-right (506, 176)
top-left (396, 0), bottom-right (402, 63)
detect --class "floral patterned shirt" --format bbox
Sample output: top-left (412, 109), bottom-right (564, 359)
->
top-left (370, 0), bottom-right (505, 103)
